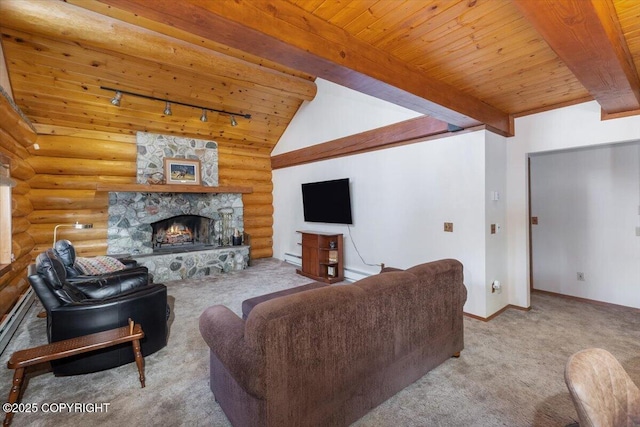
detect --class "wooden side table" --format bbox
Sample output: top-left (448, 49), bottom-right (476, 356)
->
top-left (3, 319), bottom-right (145, 426)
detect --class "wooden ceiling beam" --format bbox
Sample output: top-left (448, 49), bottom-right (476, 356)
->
top-left (513, 0), bottom-right (640, 115)
top-left (0, 0), bottom-right (317, 103)
top-left (271, 116), bottom-right (451, 170)
top-left (97, 0), bottom-right (514, 136)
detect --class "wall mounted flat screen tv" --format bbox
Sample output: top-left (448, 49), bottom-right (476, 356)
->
top-left (302, 178), bottom-right (353, 225)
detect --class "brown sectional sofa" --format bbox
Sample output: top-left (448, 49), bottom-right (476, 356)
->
top-left (199, 258), bottom-right (467, 426)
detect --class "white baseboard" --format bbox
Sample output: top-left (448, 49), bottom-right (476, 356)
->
top-left (0, 289), bottom-right (34, 356)
top-left (283, 252), bottom-right (370, 283)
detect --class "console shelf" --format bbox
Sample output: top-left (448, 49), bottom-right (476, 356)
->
top-left (296, 231), bottom-right (344, 283)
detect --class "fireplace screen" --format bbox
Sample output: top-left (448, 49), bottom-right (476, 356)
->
top-left (151, 215), bottom-right (213, 250)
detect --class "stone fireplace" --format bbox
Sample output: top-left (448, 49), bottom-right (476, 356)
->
top-left (106, 191), bottom-right (248, 281)
top-left (104, 132), bottom-right (249, 282)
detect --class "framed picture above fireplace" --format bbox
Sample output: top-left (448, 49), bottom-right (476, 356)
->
top-left (164, 158), bottom-right (201, 185)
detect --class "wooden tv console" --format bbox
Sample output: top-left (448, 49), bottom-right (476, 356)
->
top-left (296, 231), bottom-right (344, 283)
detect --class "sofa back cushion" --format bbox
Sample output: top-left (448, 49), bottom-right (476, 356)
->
top-left (36, 250), bottom-right (67, 289)
top-left (53, 239), bottom-right (82, 277)
top-left (34, 251), bottom-right (85, 304)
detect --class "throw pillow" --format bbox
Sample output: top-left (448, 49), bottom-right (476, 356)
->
top-left (74, 256), bottom-right (126, 275)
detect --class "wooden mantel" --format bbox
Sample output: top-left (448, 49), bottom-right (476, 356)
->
top-left (96, 184), bottom-right (253, 194)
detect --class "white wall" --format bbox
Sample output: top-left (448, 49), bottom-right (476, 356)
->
top-left (273, 131), bottom-right (490, 316)
top-left (271, 79), bottom-right (513, 317)
top-left (272, 78), bottom-right (421, 155)
top-left (485, 132), bottom-right (508, 314)
top-left (530, 143), bottom-right (640, 307)
top-left (273, 80), bottom-right (640, 316)
top-left (506, 101), bottom-right (640, 309)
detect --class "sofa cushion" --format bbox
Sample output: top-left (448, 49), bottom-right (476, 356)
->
top-left (75, 256), bottom-right (126, 275)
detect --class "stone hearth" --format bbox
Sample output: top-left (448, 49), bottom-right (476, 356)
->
top-left (131, 246), bottom-right (249, 282)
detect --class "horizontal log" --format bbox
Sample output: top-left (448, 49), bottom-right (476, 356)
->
top-left (220, 180), bottom-right (272, 193)
top-left (217, 155), bottom-right (272, 171)
top-left (0, 89), bottom-right (37, 147)
top-left (27, 208), bottom-right (108, 224)
top-left (0, 127), bottom-right (30, 160)
top-left (12, 216), bottom-right (30, 234)
top-left (0, 273), bottom-right (29, 319)
top-left (32, 135), bottom-right (136, 161)
top-left (27, 156), bottom-right (136, 176)
top-left (9, 156), bottom-right (35, 181)
top-left (33, 124), bottom-right (136, 143)
top-left (250, 247), bottom-right (272, 259)
top-left (12, 179), bottom-right (30, 195)
top-left (243, 216), bottom-right (273, 228)
top-left (31, 239), bottom-right (107, 258)
top-left (29, 223), bottom-right (107, 245)
top-left (243, 226), bottom-right (272, 239)
top-left (219, 168), bottom-right (271, 182)
top-left (242, 192), bottom-right (273, 205)
top-left (12, 231), bottom-right (35, 261)
top-left (244, 204), bottom-right (274, 217)
top-left (27, 189), bottom-right (108, 210)
top-left (217, 146), bottom-right (271, 159)
top-left (12, 193), bottom-right (33, 217)
top-left (28, 174), bottom-right (133, 190)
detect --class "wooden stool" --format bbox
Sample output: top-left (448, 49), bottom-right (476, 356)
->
top-left (3, 319), bottom-right (145, 426)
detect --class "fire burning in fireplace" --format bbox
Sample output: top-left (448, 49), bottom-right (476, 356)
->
top-left (151, 215), bottom-right (212, 251)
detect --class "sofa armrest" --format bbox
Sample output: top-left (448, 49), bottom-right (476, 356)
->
top-left (199, 305), bottom-right (265, 398)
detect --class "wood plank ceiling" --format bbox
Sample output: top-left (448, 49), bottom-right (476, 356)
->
top-left (1, 0), bottom-right (640, 149)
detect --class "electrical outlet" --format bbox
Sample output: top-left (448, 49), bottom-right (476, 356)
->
top-left (444, 222), bottom-right (453, 232)
top-left (577, 272), bottom-right (585, 281)
top-left (531, 216), bottom-right (538, 225)
top-left (490, 224), bottom-right (496, 234)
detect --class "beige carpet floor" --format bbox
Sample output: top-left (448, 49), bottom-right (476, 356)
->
top-left (1, 258), bottom-right (640, 426)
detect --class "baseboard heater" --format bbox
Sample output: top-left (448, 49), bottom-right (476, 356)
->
top-left (0, 289), bottom-right (34, 356)
top-left (283, 252), bottom-right (369, 283)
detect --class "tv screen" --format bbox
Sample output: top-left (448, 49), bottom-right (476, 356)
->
top-left (302, 178), bottom-right (353, 225)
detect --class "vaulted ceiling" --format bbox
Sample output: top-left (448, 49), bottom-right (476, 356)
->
top-left (1, 0), bottom-right (639, 153)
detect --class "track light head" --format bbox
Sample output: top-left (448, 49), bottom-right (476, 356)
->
top-left (230, 115), bottom-right (237, 127)
top-left (110, 91), bottom-right (122, 106)
top-left (163, 101), bottom-right (172, 116)
top-left (200, 109), bottom-right (208, 122)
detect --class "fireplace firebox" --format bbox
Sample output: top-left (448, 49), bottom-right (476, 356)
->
top-left (151, 215), bottom-right (213, 252)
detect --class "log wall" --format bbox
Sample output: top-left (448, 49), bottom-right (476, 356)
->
top-left (0, 92), bottom-right (36, 320)
top-left (28, 126), bottom-right (274, 259)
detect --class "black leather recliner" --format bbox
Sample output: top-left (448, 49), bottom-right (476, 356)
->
top-left (28, 248), bottom-right (168, 376)
top-left (54, 239), bottom-right (141, 280)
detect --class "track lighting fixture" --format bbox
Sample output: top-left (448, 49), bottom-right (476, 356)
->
top-left (101, 86), bottom-right (251, 125)
top-left (110, 91), bottom-right (122, 106)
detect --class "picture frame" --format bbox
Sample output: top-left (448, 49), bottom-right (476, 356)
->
top-left (163, 157), bottom-right (201, 185)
